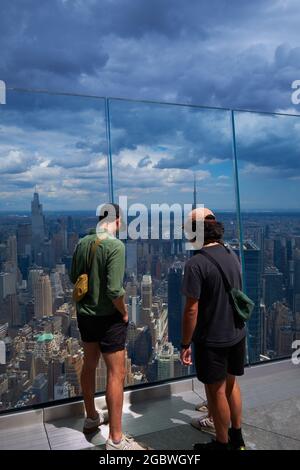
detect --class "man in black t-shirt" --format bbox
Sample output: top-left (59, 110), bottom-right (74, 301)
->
top-left (181, 208), bottom-right (246, 451)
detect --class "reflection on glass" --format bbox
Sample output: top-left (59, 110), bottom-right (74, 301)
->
top-left (234, 111), bottom-right (300, 363)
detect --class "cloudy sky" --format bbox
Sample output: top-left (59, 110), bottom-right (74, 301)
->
top-left (1, 0), bottom-right (300, 111)
top-left (0, 0), bottom-right (300, 211)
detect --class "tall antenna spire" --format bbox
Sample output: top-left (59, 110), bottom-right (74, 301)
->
top-left (193, 172), bottom-right (197, 210)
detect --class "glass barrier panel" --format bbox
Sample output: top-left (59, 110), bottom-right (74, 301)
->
top-left (0, 90), bottom-right (109, 411)
top-left (234, 110), bottom-right (300, 363)
top-left (108, 98), bottom-right (238, 385)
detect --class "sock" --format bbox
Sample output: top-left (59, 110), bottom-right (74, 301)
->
top-left (215, 440), bottom-right (229, 448)
top-left (229, 427), bottom-right (245, 446)
top-left (229, 427), bottom-right (243, 438)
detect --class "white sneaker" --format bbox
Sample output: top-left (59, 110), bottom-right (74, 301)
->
top-left (106, 434), bottom-right (150, 450)
top-left (195, 400), bottom-right (209, 413)
top-left (83, 409), bottom-right (109, 434)
top-left (191, 415), bottom-right (216, 435)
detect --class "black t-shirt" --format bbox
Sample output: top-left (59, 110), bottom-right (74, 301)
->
top-left (182, 244), bottom-right (246, 347)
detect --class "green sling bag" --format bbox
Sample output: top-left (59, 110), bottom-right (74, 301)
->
top-left (198, 248), bottom-right (255, 322)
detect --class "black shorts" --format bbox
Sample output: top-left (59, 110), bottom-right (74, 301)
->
top-left (77, 313), bottom-right (128, 353)
top-left (194, 337), bottom-right (246, 384)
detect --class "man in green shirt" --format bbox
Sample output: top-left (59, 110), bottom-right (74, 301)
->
top-left (70, 203), bottom-right (147, 450)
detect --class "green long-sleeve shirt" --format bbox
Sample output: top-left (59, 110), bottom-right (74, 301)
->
top-left (70, 229), bottom-right (125, 317)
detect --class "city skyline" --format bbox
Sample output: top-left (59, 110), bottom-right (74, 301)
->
top-left (0, 186), bottom-right (300, 412)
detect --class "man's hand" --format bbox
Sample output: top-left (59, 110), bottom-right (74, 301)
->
top-left (122, 308), bottom-right (129, 324)
top-left (180, 346), bottom-right (193, 366)
top-left (112, 296), bottom-right (128, 323)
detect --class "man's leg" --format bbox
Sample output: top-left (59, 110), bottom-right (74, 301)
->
top-left (81, 342), bottom-right (101, 419)
top-left (226, 374), bottom-right (242, 429)
top-left (204, 384), bottom-right (213, 419)
top-left (206, 380), bottom-right (230, 443)
top-left (103, 349), bottom-right (126, 443)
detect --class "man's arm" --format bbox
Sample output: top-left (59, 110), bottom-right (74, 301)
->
top-left (106, 241), bottom-right (127, 321)
top-left (181, 297), bottom-right (198, 365)
top-left (182, 297), bottom-right (199, 345)
top-left (112, 296), bottom-right (128, 322)
top-left (181, 261), bottom-right (202, 366)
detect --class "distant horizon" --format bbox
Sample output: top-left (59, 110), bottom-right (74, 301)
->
top-left (1, 209), bottom-right (300, 215)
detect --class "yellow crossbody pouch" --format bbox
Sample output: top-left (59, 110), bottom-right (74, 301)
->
top-left (73, 238), bottom-right (101, 302)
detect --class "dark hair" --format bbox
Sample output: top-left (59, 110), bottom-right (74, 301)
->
top-left (188, 215), bottom-right (224, 244)
top-left (203, 219), bottom-right (224, 245)
top-left (98, 203), bottom-right (122, 223)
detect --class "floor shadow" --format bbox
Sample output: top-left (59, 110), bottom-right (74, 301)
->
top-left (45, 388), bottom-right (209, 450)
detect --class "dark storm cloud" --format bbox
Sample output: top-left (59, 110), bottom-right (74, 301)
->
top-left (1, 0), bottom-right (300, 113)
top-left (109, 101), bottom-right (232, 168)
top-left (234, 111), bottom-right (300, 175)
top-left (0, 1), bottom-right (108, 82)
top-left (108, 100), bottom-right (300, 175)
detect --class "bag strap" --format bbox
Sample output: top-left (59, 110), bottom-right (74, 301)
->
top-left (86, 238), bottom-right (101, 274)
top-left (197, 249), bottom-right (232, 292)
top-left (195, 247), bottom-right (236, 341)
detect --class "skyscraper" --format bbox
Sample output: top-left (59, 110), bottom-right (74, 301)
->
top-left (131, 326), bottom-right (152, 366)
top-left (156, 343), bottom-right (176, 381)
top-left (128, 295), bottom-right (140, 324)
top-left (28, 269), bottom-right (43, 296)
top-left (273, 239), bottom-right (287, 279)
top-left (32, 373), bottom-right (48, 404)
top-left (168, 262), bottom-right (183, 350)
top-left (54, 376), bottom-right (70, 400)
top-left (141, 274), bottom-right (152, 310)
top-left (126, 241), bottom-right (138, 278)
top-left (0, 272), bottom-right (16, 300)
top-left (263, 266), bottom-right (284, 309)
top-left (17, 223), bottom-right (32, 258)
top-left (31, 191), bottom-right (45, 257)
top-left (6, 235), bottom-right (17, 268)
top-left (8, 294), bottom-right (21, 327)
top-left (34, 275), bottom-right (53, 318)
top-left (271, 302), bottom-right (293, 357)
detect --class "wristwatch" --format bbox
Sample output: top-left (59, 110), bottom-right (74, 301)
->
top-left (180, 343), bottom-right (191, 350)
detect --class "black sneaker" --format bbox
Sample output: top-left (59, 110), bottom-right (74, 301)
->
top-left (228, 428), bottom-right (246, 450)
top-left (194, 440), bottom-right (230, 451)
